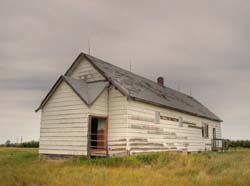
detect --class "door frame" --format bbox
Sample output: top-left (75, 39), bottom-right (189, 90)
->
top-left (87, 115), bottom-right (108, 157)
top-left (212, 128), bottom-right (216, 148)
top-left (213, 128), bottom-right (216, 139)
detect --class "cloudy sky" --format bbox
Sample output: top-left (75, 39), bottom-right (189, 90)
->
top-left (0, 0), bottom-right (250, 144)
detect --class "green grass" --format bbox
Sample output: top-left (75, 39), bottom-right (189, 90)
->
top-left (1, 148), bottom-right (250, 186)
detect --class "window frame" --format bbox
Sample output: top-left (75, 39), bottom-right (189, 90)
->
top-left (202, 123), bottom-right (209, 138)
top-left (155, 111), bottom-right (160, 124)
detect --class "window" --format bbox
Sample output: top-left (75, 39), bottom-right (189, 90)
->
top-left (160, 115), bottom-right (179, 122)
top-left (155, 111), bottom-right (160, 124)
top-left (179, 116), bottom-right (183, 127)
top-left (202, 123), bottom-right (209, 138)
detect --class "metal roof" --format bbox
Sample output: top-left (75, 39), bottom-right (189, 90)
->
top-left (82, 53), bottom-right (222, 122)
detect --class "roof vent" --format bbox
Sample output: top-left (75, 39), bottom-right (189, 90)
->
top-left (157, 77), bottom-right (164, 87)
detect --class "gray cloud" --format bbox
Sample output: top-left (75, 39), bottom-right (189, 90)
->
top-left (0, 0), bottom-right (250, 143)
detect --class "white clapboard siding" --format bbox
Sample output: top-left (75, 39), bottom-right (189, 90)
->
top-left (41, 136), bottom-right (87, 141)
top-left (40, 127), bottom-right (88, 133)
top-left (42, 108), bottom-right (88, 115)
top-left (41, 123), bottom-right (86, 129)
top-left (69, 58), bottom-right (105, 82)
top-left (89, 89), bottom-right (108, 117)
top-left (203, 122), bottom-right (222, 150)
top-left (40, 132), bottom-right (86, 137)
top-left (39, 55), bottom-right (222, 157)
top-left (40, 75), bottom-right (108, 156)
top-left (40, 118), bottom-right (88, 124)
top-left (126, 100), bottom-right (222, 153)
top-left (107, 86), bottom-right (128, 156)
top-left (39, 81), bottom-right (89, 155)
top-left (41, 114), bottom-right (88, 120)
top-left (39, 149), bottom-right (86, 156)
top-left (40, 140), bottom-right (87, 146)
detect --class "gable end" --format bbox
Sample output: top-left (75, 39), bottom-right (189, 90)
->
top-left (35, 75), bottom-right (109, 112)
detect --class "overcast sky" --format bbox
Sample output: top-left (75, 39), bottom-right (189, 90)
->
top-left (0, 0), bottom-right (250, 144)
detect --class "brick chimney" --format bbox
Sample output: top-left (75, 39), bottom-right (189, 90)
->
top-left (157, 77), bottom-right (164, 87)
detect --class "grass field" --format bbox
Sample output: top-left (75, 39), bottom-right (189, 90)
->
top-left (1, 148), bottom-right (250, 186)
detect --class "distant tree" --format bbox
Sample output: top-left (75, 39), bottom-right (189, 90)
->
top-left (5, 140), bottom-right (11, 147)
top-left (18, 140), bottom-right (39, 148)
top-left (226, 139), bottom-right (250, 148)
top-left (2, 140), bottom-right (39, 148)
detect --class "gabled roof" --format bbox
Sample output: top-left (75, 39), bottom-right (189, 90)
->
top-left (37, 52), bottom-right (222, 122)
top-left (65, 53), bottom-right (222, 122)
top-left (35, 75), bottom-right (109, 111)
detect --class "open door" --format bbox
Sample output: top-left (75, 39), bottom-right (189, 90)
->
top-left (88, 116), bottom-right (108, 157)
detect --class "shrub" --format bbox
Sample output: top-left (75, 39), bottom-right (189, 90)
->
top-left (226, 140), bottom-right (250, 148)
top-left (71, 156), bottom-right (141, 167)
top-left (71, 153), bottom-right (163, 167)
top-left (135, 153), bottom-right (160, 165)
top-left (2, 140), bottom-right (39, 148)
top-left (18, 141), bottom-right (39, 148)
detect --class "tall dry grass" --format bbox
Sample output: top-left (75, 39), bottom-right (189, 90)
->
top-left (0, 147), bottom-right (250, 186)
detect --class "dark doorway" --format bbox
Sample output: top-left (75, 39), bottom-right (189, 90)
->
top-left (212, 128), bottom-right (216, 149)
top-left (89, 116), bottom-right (107, 156)
top-left (213, 128), bottom-right (216, 139)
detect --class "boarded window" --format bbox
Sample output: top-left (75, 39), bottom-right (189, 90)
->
top-left (179, 116), bottom-right (183, 127)
top-left (155, 111), bottom-right (160, 124)
top-left (202, 123), bottom-right (209, 138)
top-left (160, 115), bottom-right (179, 122)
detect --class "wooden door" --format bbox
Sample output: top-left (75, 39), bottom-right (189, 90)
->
top-left (97, 119), bottom-right (106, 148)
